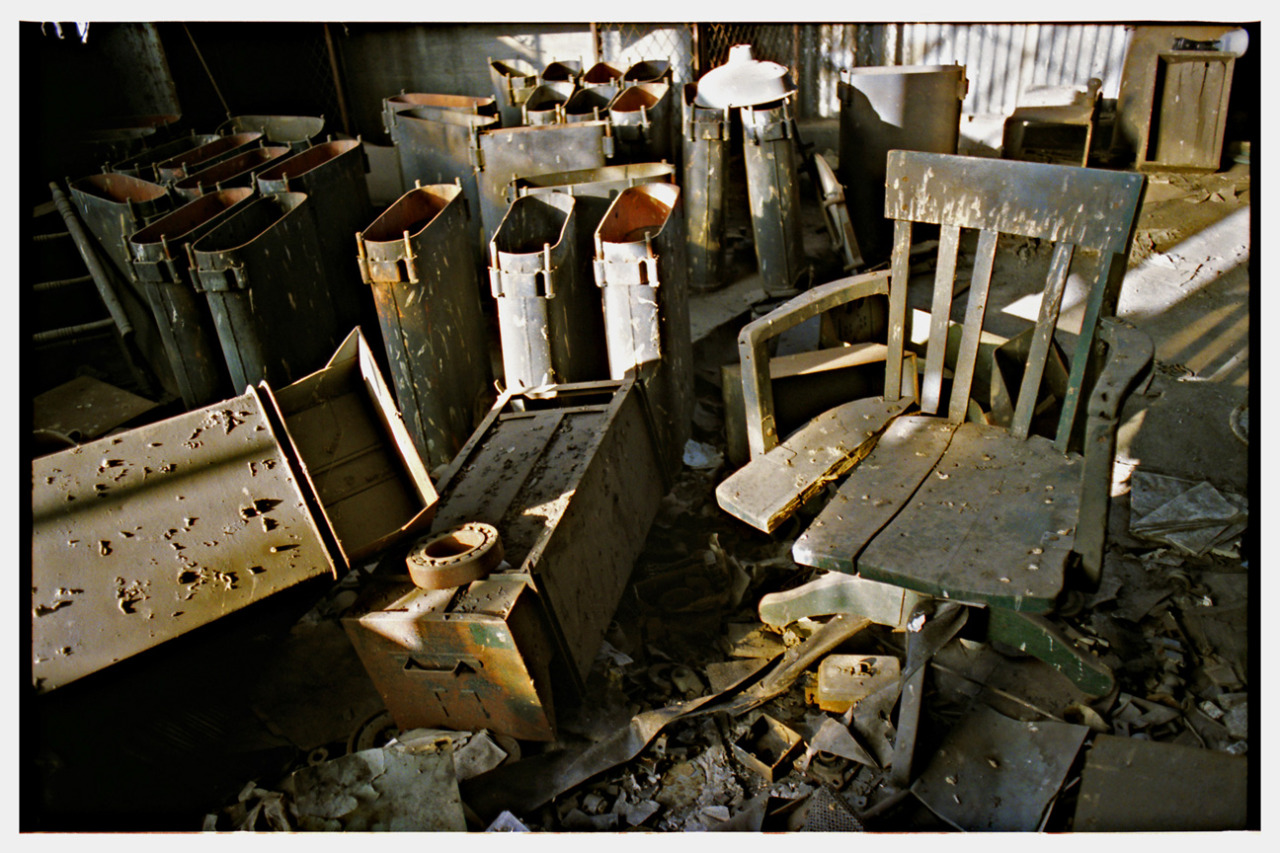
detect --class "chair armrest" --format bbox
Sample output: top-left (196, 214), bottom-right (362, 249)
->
top-left (740, 270), bottom-right (892, 459)
top-left (1075, 318), bottom-right (1154, 587)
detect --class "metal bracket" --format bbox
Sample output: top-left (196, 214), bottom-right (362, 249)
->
top-left (593, 255), bottom-right (659, 288)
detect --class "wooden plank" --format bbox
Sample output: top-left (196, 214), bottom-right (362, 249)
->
top-left (921, 224), bottom-right (960, 415)
top-left (857, 422), bottom-right (1080, 612)
top-left (1011, 241), bottom-right (1074, 440)
top-left (884, 219), bottom-right (913, 402)
top-left (885, 150), bottom-right (1145, 255)
top-left (716, 397), bottom-right (913, 533)
top-left (793, 414), bottom-right (957, 573)
top-left (947, 228), bottom-right (998, 423)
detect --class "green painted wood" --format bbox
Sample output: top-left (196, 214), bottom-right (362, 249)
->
top-left (884, 220), bottom-right (913, 403)
top-left (792, 414), bottom-right (957, 573)
top-left (947, 228), bottom-right (999, 423)
top-left (857, 422), bottom-right (1081, 612)
top-left (716, 396), bottom-right (912, 533)
top-left (921, 224), bottom-right (961, 415)
top-left (1012, 241), bottom-right (1074, 440)
top-left (987, 608), bottom-right (1114, 696)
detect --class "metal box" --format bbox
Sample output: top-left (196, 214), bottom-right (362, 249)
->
top-left (430, 379), bottom-right (666, 688)
top-left (342, 572), bottom-right (558, 741)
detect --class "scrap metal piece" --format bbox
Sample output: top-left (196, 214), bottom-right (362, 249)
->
top-left (488, 57), bottom-right (540, 126)
top-left (430, 380), bottom-right (665, 686)
top-left (190, 192), bottom-right (341, 390)
top-left (593, 182), bottom-right (692, 476)
top-left (342, 573), bottom-right (558, 741)
top-left (489, 192), bottom-right (607, 389)
top-left (32, 375), bottom-right (162, 444)
top-left (172, 145), bottom-right (290, 200)
top-left (813, 152), bottom-right (863, 271)
top-left (837, 64), bottom-right (967, 263)
top-left (380, 92), bottom-right (496, 140)
top-left (758, 572), bottom-right (927, 631)
top-left (357, 182), bottom-right (494, 469)
top-left (912, 703), bottom-right (1088, 831)
top-left (127, 187), bottom-right (255, 408)
top-left (217, 114), bottom-right (325, 151)
top-left (817, 654), bottom-right (901, 714)
top-left (406, 522), bottom-right (503, 590)
top-left (31, 387), bottom-right (336, 693)
top-left (107, 132), bottom-right (217, 180)
top-left (681, 82), bottom-right (730, 292)
top-left (741, 97), bottom-right (810, 298)
top-left (732, 714), bottom-right (803, 782)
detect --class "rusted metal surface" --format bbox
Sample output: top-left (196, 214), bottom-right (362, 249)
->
top-left (189, 192), bottom-right (340, 390)
top-left (68, 173), bottom-right (174, 279)
top-left (356, 183), bottom-right (494, 470)
top-left (489, 192), bottom-right (606, 389)
top-left (838, 65), bottom-right (966, 263)
top-left (342, 572), bottom-right (558, 741)
top-left (741, 98), bottom-right (810, 298)
top-left (522, 82), bottom-right (576, 126)
top-left (488, 57), bottom-right (540, 126)
top-left (681, 83), bottom-right (730, 292)
top-left (172, 145), bottom-right (290, 201)
top-left (107, 132), bottom-right (217, 180)
top-left (592, 183), bottom-right (691, 477)
top-left (31, 387), bottom-right (337, 693)
top-left (583, 60), bottom-right (624, 87)
top-left (256, 139), bottom-right (374, 337)
top-left (609, 82), bottom-right (677, 164)
top-left (541, 59), bottom-right (583, 85)
top-left (731, 714), bottom-right (802, 782)
top-left (405, 522), bottom-right (503, 590)
top-left (127, 188), bottom-right (255, 408)
top-left (430, 380), bottom-right (666, 687)
top-left (475, 120), bottom-right (614, 252)
top-left (262, 328), bottom-right (439, 569)
top-left (153, 132), bottom-right (264, 183)
top-left (216, 115), bottom-right (325, 151)
top-left (623, 59), bottom-right (673, 85)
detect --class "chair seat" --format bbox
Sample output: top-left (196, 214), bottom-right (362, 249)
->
top-left (795, 417), bottom-right (1081, 613)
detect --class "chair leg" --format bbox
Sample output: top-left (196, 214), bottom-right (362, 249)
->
top-left (757, 572), bottom-right (926, 630)
top-left (986, 608), bottom-right (1115, 697)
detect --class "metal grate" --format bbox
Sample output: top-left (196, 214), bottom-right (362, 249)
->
top-left (594, 23), bottom-right (695, 83)
top-left (306, 23), bottom-right (347, 136)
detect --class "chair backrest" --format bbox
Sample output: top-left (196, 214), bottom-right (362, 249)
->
top-left (880, 151), bottom-right (1145, 450)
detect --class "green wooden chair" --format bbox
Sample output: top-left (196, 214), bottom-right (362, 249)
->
top-left (716, 150), bottom-right (1152, 696)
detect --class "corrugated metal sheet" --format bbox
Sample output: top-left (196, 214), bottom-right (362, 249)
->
top-left (804, 23), bottom-right (1130, 118)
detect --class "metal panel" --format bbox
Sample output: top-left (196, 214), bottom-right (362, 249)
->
top-left (430, 380), bottom-right (666, 687)
top-left (608, 82), bottom-right (677, 164)
top-left (488, 57), bottom-right (540, 127)
top-left (31, 387), bottom-right (336, 693)
top-left (216, 115), bottom-right (325, 151)
top-left (681, 83), bottom-right (729, 292)
top-left (742, 98), bottom-right (809, 297)
top-left (380, 92), bottom-right (496, 140)
top-left (522, 82), bottom-right (576, 126)
top-left (127, 188), bottom-right (255, 408)
top-left (108, 133), bottom-right (217, 180)
top-left (172, 145), bottom-right (290, 200)
top-left (154, 132), bottom-right (264, 183)
top-left (357, 183), bottom-right (494, 470)
top-left (69, 172), bottom-right (174, 279)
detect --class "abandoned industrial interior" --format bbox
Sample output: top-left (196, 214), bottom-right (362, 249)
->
top-left (23, 20), bottom-right (1259, 832)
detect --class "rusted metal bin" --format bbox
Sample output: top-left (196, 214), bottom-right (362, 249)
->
top-left (172, 145), bottom-right (290, 201)
top-left (69, 172), bottom-right (175, 279)
top-left (380, 92), bottom-right (497, 140)
top-left (475, 120), bottom-right (615, 251)
top-left (609, 82), bottom-right (677, 164)
top-left (488, 193), bottom-right (606, 390)
top-left (541, 59), bottom-right (583, 86)
top-left (837, 64), bottom-right (967, 262)
top-left (342, 572), bottom-right (559, 741)
top-left (623, 59), bottom-right (673, 85)
top-left (522, 82), bottom-right (576, 126)
top-left (257, 139), bottom-right (374, 338)
top-left (681, 82), bottom-right (730, 292)
top-left (107, 132), bottom-right (217, 180)
top-left (564, 85), bottom-right (617, 123)
top-left (429, 379), bottom-right (666, 688)
top-left (217, 114), bottom-right (325, 151)
top-left (583, 61), bottom-right (624, 87)
top-left (592, 183), bottom-right (692, 477)
top-left (742, 98), bottom-right (810, 298)
top-left (126, 187), bottom-right (255, 409)
top-left (153, 131), bottom-right (264, 183)
top-left (489, 57), bottom-right (540, 126)
top-left (356, 183), bottom-right (494, 471)
top-left (189, 192), bottom-right (340, 390)
top-left (511, 161), bottom-right (676, 243)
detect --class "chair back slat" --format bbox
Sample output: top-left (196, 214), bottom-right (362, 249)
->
top-left (884, 151), bottom-right (1144, 254)
top-left (1011, 241), bottom-right (1075, 439)
top-left (947, 227), bottom-right (999, 423)
top-left (921, 224), bottom-right (962, 415)
top-left (883, 218), bottom-right (914, 403)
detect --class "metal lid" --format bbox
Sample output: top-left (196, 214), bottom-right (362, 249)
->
top-left (694, 44), bottom-right (795, 109)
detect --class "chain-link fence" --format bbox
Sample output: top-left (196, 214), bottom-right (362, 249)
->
top-left (698, 23), bottom-right (799, 77)
top-left (594, 23), bottom-right (695, 82)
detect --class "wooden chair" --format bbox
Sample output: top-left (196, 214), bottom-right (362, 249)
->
top-left (716, 150), bottom-right (1151, 696)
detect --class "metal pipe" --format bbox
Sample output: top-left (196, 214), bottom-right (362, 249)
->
top-left (33, 318), bottom-right (116, 345)
top-left (48, 181), bottom-right (133, 338)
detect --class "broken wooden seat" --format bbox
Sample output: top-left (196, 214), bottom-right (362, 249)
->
top-left (720, 150), bottom-right (1151, 696)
